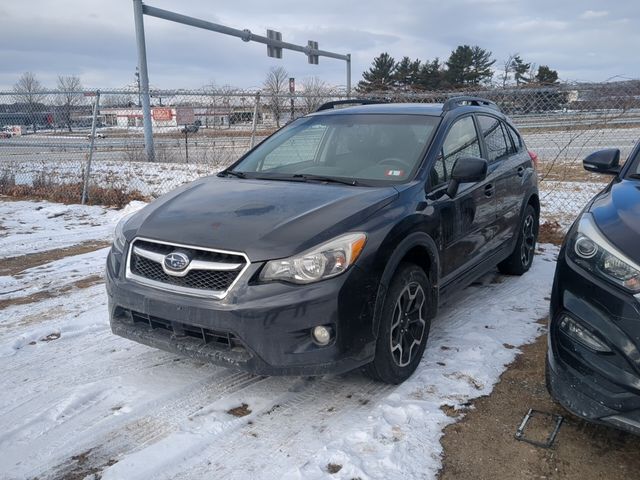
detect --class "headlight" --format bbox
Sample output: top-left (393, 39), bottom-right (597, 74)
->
top-left (567, 213), bottom-right (640, 293)
top-left (260, 233), bottom-right (367, 284)
top-left (113, 213), bottom-right (134, 253)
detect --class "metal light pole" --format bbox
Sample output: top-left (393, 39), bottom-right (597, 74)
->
top-left (133, 0), bottom-right (155, 161)
top-left (346, 54), bottom-right (351, 96)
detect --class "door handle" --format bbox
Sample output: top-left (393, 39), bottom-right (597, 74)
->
top-left (517, 166), bottom-right (525, 177)
top-left (484, 183), bottom-right (494, 197)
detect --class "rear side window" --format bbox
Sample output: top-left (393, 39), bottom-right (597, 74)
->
top-left (432, 116), bottom-right (481, 185)
top-left (477, 115), bottom-right (510, 162)
top-left (505, 123), bottom-right (523, 152)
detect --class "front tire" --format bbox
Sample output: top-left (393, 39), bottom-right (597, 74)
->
top-left (498, 204), bottom-right (538, 275)
top-left (364, 263), bottom-right (431, 384)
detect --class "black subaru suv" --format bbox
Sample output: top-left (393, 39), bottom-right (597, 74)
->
top-left (106, 97), bottom-right (539, 384)
top-left (547, 143), bottom-right (640, 434)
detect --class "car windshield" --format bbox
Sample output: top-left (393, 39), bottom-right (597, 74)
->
top-left (230, 114), bottom-right (440, 185)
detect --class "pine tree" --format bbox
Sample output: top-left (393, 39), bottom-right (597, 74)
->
top-left (417, 58), bottom-right (444, 90)
top-left (469, 46), bottom-right (496, 85)
top-left (445, 45), bottom-right (495, 86)
top-left (357, 53), bottom-right (397, 92)
top-left (512, 55), bottom-right (531, 85)
top-left (535, 65), bottom-right (559, 85)
top-left (393, 57), bottom-right (421, 89)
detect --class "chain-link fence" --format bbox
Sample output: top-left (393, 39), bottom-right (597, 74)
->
top-left (1, 82), bottom-right (639, 225)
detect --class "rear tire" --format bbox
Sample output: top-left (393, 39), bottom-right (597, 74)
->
top-left (364, 263), bottom-right (431, 384)
top-left (498, 204), bottom-right (538, 275)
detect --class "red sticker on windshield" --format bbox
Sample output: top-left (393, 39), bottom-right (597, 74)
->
top-left (385, 169), bottom-right (404, 177)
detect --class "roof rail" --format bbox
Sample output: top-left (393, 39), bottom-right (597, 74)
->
top-left (442, 96), bottom-right (500, 112)
top-left (315, 99), bottom-right (386, 112)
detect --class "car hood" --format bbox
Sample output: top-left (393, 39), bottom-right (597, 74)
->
top-left (590, 179), bottom-right (640, 265)
top-left (128, 176), bottom-right (398, 261)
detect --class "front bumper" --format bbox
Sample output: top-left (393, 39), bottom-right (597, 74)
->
top-left (106, 246), bottom-right (378, 376)
top-left (548, 249), bottom-right (640, 435)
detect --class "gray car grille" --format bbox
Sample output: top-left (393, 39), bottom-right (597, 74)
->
top-left (127, 238), bottom-right (249, 297)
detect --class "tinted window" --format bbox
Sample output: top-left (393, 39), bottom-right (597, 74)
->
top-left (477, 115), bottom-right (509, 162)
top-left (432, 116), bottom-right (481, 185)
top-left (505, 124), bottom-right (523, 152)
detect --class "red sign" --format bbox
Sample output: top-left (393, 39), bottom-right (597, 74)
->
top-left (152, 107), bottom-right (173, 121)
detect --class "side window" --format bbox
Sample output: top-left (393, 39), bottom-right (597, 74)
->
top-left (505, 124), bottom-right (523, 153)
top-left (431, 116), bottom-right (481, 186)
top-left (477, 115), bottom-right (509, 162)
top-left (261, 124), bottom-right (326, 170)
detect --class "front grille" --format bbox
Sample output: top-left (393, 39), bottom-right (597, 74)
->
top-left (127, 238), bottom-right (248, 296)
top-left (130, 310), bottom-right (239, 349)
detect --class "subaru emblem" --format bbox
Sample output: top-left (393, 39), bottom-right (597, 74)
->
top-left (164, 252), bottom-right (190, 271)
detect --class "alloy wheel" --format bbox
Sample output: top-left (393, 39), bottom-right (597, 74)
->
top-left (520, 213), bottom-right (536, 267)
top-left (389, 281), bottom-right (427, 367)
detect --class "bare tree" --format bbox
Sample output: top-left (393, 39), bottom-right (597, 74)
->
top-left (13, 72), bottom-right (45, 132)
top-left (300, 76), bottom-right (334, 113)
top-left (263, 66), bottom-right (289, 128)
top-left (500, 53), bottom-right (517, 88)
top-left (102, 92), bottom-right (135, 108)
top-left (56, 75), bottom-right (84, 132)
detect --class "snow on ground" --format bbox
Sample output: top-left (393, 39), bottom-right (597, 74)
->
top-left (538, 180), bottom-right (606, 227)
top-left (0, 199), bottom-right (559, 480)
top-left (0, 199), bottom-right (145, 258)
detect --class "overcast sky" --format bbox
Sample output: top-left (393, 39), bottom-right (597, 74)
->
top-left (1, 0), bottom-right (638, 91)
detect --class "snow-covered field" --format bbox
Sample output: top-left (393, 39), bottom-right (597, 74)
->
top-left (0, 199), bottom-right (559, 480)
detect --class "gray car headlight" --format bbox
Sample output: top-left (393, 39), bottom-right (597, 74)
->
top-left (567, 213), bottom-right (640, 293)
top-left (113, 213), bottom-right (134, 253)
top-left (260, 233), bottom-right (367, 284)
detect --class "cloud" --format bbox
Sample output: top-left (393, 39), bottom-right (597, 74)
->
top-left (579, 10), bottom-right (609, 20)
top-left (0, 0), bottom-right (638, 90)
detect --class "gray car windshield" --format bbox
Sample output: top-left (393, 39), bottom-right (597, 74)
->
top-left (231, 114), bottom-right (440, 185)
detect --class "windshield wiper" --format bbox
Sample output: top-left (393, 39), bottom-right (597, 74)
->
top-left (218, 170), bottom-right (246, 179)
top-left (628, 173), bottom-right (640, 179)
top-left (292, 174), bottom-right (359, 186)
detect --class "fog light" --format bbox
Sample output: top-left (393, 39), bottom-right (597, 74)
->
top-left (558, 315), bottom-right (610, 352)
top-left (312, 326), bottom-right (332, 346)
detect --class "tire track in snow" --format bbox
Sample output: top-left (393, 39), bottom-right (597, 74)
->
top-left (40, 370), bottom-right (267, 480)
top-left (157, 377), bottom-right (394, 480)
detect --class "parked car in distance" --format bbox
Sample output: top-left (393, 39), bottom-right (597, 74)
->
top-left (87, 132), bottom-right (106, 139)
top-left (106, 97), bottom-right (539, 384)
top-left (181, 124), bottom-right (199, 134)
top-left (547, 143), bottom-right (640, 434)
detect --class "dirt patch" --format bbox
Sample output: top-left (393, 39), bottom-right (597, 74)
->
top-left (438, 326), bottom-right (640, 480)
top-left (0, 274), bottom-right (103, 310)
top-left (0, 240), bottom-right (110, 276)
top-left (327, 463), bottom-right (343, 474)
top-left (538, 220), bottom-right (566, 246)
top-left (50, 448), bottom-right (118, 480)
top-left (40, 332), bottom-right (61, 342)
top-left (227, 403), bottom-right (252, 417)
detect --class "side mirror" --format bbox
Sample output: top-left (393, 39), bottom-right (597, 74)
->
top-left (447, 156), bottom-right (488, 198)
top-left (583, 149), bottom-right (620, 175)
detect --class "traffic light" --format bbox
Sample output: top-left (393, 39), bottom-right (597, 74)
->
top-left (267, 29), bottom-right (282, 59)
top-left (307, 40), bottom-right (319, 65)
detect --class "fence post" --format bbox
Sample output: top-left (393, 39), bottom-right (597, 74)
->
top-left (81, 90), bottom-right (100, 205)
top-left (250, 92), bottom-right (260, 149)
